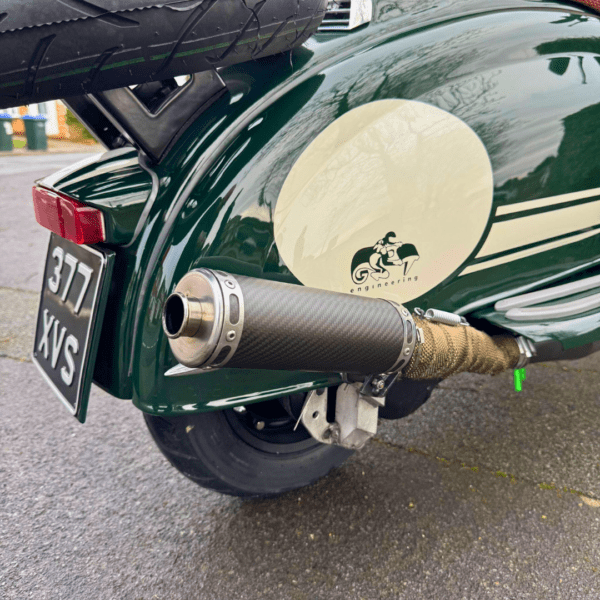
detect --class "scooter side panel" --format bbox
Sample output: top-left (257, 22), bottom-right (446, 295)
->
top-left (132, 5), bottom-right (600, 414)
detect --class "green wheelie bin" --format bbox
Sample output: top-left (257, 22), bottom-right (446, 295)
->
top-left (0, 113), bottom-right (13, 152)
top-left (22, 115), bottom-right (48, 151)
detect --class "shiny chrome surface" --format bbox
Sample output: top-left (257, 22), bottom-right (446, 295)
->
top-left (165, 269), bottom-right (223, 368)
top-left (415, 308), bottom-right (470, 327)
top-left (495, 273), bottom-right (600, 321)
top-left (162, 292), bottom-right (203, 339)
top-left (495, 273), bottom-right (600, 311)
top-left (202, 270), bottom-right (245, 368)
top-left (383, 300), bottom-right (417, 373)
top-left (506, 293), bottom-right (600, 321)
top-left (515, 336), bottom-right (537, 368)
top-left (163, 269), bottom-right (245, 369)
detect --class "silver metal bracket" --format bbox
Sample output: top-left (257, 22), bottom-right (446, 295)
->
top-left (299, 379), bottom-right (388, 450)
top-left (297, 389), bottom-right (339, 445)
top-left (514, 336), bottom-right (537, 369)
top-left (362, 372), bottom-right (398, 398)
top-left (336, 382), bottom-right (384, 449)
top-left (164, 363), bottom-right (213, 377)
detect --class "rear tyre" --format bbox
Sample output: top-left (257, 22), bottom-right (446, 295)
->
top-left (144, 393), bottom-right (353, 497)
top-left (0, 0), bottom-right (328, 108)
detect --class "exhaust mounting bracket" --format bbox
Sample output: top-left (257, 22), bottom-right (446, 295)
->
top-left (299, 381), bottom-right (387, 450)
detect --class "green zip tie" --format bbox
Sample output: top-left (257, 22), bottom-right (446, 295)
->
top-left (514, 367), bottom-right (526, 392)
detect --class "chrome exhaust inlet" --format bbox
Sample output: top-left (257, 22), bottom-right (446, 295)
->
top-left (163, 292), bottom-right (204, 339)
top-left (162, 269), bottom-right (244, 369)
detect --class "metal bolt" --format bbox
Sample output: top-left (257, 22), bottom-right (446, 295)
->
top-left (329, 424), bottom-right (340, 443)
top-left (404, 348), bottom-right (411, 355)
top-left (375, 379), bottom-right (385, 390)
top-left (255, 420), bottom-right (265, 430)
top-left (224, 280), bottom-right (235, 289)
top-left (402, 309), bottom-right (410, 317)
top-left (226, 330), bottom-right (236, 341)
top-left (233, 406), bottom-right (246, 413)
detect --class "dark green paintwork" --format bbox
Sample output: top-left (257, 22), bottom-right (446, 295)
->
top-left (44, 147), bottom-right (153, 246)
top-left (42, 0), bottom-right (600, 415)
top-left (42, 147), bottom-right (155, 397)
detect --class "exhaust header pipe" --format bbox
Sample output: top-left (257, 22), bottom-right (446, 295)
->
top-left (163, 269), bottom-right (527, 380)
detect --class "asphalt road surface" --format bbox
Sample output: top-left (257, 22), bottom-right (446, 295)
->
top-left (2, 153), bottom-right (600, 600)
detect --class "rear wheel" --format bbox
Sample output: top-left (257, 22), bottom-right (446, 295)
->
top-left (144, 392), bottom-right (353, 497)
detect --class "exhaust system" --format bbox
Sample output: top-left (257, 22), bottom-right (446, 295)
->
top-left (163, 269), bottom-right (535, 449)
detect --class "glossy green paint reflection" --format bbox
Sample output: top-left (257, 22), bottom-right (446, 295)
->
top-left (43, 147), bottom-right (153, 246)
top-left (40, 148), bottom-right (156, 397)
top-left (136, 3), bottom-right (600, 414)
top-left (135, 370), bottom-right (342, 415)
top-left (42, 1), bottom-right (600, 414)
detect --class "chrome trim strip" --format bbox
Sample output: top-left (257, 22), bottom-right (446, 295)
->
top-left (505, 292), bottom-right (600, 321)
top-left (495, 273), bottom-right (600, 312)
top-left (457, 258), bottom-right (600, 315)
top-left (318, 0), bottom-right (372, 31)
top-left (165, 363), bottom-right (211, 377)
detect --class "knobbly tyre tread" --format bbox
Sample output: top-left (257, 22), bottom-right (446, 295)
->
top-left (0, 0), bottom-right (328, 109)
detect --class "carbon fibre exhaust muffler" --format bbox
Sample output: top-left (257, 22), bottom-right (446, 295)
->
top-left (163, 268), bottom-right (528, 379)
top-left (163, 269), bottom-right (534, 449)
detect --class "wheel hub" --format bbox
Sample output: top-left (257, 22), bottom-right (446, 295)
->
top-left (225, 393), bottom-right (317, 453)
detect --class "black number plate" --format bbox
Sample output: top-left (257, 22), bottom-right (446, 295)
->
top-left (32, 234), bottom-right (112, 422)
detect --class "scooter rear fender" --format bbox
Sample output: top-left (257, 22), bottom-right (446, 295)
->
top-left (46, 0), bottom-right (600, 415)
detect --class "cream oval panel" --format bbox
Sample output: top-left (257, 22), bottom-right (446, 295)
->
top-left (274, 99), bottom-right (493, 303)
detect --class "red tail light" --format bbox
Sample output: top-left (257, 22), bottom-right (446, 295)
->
top-left (32, 186), bottom-right (105, 245)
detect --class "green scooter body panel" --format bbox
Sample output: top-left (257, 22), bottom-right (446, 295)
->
top-left (46, 0), bottom-right (600, 413)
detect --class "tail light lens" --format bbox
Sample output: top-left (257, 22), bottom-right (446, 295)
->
top-left (32, 186), bottom-right (105, 245)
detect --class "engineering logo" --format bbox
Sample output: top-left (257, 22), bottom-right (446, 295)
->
top-left (274, 100), bottom-right (494, 303)
top-left (351, 231), bottom-right (420, 284)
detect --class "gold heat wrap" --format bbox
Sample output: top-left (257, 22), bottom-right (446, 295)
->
top-left (403, 316), bottom-right (521, 380)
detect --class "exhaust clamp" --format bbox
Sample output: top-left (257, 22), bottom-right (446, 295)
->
top-left (514, 336), bottom-right (537, 369)
top-left (384, 300), bottom-right (417, 373)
